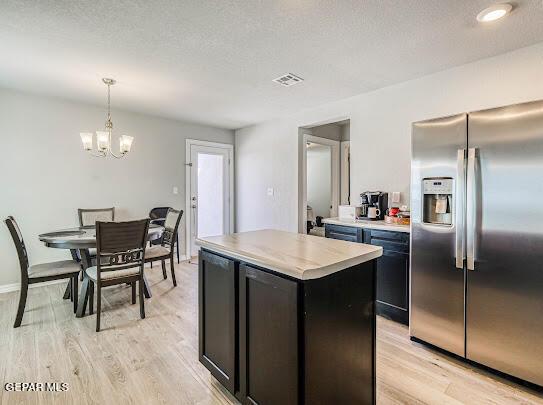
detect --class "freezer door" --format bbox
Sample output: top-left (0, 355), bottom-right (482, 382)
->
top-left (410, 114), bottom-right (466, 356)
top-left (467, 100), bottom-right (543, 386)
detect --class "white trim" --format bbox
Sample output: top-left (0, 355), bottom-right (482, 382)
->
top-left (300, 134), bottom-right (340, 234)
top-left (185, 139), bottom-right (234, 258)
top-left (340, 141), bottom-right (351, 205)
top-left (0, 279), bottom-right (66, 294)
top-left (301, 116), bottom-right (350, 128)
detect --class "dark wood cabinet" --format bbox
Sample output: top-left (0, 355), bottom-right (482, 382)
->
top-left (198, 250), bottom-right (237, 394)
top-left (239, 264), bottom-right (299, 405)
top-left (326, 224), bottom-right (410, 325)
top-left (374, 249), bottom-right (409, 323)
top-left (366, 229), bottom-right (409, 325)
top-left (199, 248), bottom-right (377, 404)
top-left (324, 224), bottom-right (363, 243)
top-left (303, 262), bottom-right (376, 405)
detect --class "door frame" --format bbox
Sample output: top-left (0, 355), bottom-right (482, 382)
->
top-left (340, 141), bottom-right (350, 205)
top-left (185, 139), bottom-right (234, 258)
top-left (300, 134), bottom-right (340, 233)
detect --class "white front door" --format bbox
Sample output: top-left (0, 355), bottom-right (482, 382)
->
top-left (186, 140), bottom-right (233, 258)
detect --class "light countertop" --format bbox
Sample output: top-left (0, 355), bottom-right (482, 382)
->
top-left (196, 229), bottom-right (382, 280)
top-left (323, 217), bottom-right (411, 233)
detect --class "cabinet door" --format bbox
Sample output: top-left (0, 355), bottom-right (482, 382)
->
top-left (239, 264), bottom-right (299, 405)
top-left (376, 250), bottom-right (408, 309)
top-left (375, 249), bottom-right (409, 324)
top-left (368, 230), bottom-right (410, 325)
top-left (199, 250), bottom-right (237, 394)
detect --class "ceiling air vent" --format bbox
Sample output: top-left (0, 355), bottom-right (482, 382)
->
top-left (272, 73), bottom-right (304, 87)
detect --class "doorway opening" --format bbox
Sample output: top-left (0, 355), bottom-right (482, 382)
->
top-left (299, 119), bottom-right (350, 236)
top-left (185, 139), bottom-right (234, 260)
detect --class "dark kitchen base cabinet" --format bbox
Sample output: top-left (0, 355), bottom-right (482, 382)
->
top-left (199, 249), bottom-right (377, 405)
top-left (239, 264), bottom-right (299, 404)
top-left (198, 250), bottom-right (237, 393)
top-left (326, 224), bottom-right (410, 326)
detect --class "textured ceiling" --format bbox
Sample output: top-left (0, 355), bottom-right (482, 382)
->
top-left (1, 0), bottom-right (543, 129)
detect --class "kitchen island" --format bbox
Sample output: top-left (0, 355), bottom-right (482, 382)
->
top-left (196, 229), bottom-right (382, 405)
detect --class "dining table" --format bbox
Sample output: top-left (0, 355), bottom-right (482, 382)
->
top-left (38, 223), bottom-right (164, 318)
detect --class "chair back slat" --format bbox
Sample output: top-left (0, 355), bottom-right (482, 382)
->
top-left (78, 207), bottom-right (115, 228)
top-left (162, 208), bottom-right (183, 249)
top-left (96, 219), bottom-right (149, 276)
top-left (4, 216), bottom-right (29, 279)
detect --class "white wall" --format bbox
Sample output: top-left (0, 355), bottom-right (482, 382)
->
top-left (0, 88), bottom-right (233, 288)
top-left (235, 42), bottom-right (543, 233)
top-left (307, 145), bottom-right (331, 218)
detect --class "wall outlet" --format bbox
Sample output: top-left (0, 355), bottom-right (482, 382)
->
top-left (391, 191), bottom-right (401, 204)
top-left (173, 186), bottom-right (179, 195)
top-left (267, 187), bottom-right (274, 196)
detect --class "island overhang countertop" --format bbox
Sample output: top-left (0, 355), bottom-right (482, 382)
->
top-left (196, 229), bottom-right (382, 280)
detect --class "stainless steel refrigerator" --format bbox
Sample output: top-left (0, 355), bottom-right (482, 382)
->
top-left (410, 99), bottom-right (543, 387)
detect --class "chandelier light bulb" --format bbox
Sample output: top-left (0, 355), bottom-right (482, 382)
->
top-left (80, 133), bottom-right (93, 151)
top-left (120, 135), bottom-right (134, 154)
top-left (96, 131), bottom-right (110, 151)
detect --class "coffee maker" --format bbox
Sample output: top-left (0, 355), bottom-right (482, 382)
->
top-left (359, 191), bottom-right (388, 220)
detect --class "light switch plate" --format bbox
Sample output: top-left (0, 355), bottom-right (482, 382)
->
top-left (173, 186), bottom-right (179, 195)
top-left (391, 191), bottom-right (401, 204)
top-left (267, 187), bottom-right (274, 196)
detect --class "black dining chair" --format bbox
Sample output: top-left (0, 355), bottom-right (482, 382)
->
top-left (144, 208), bottom-right (183, 286)
top-left (4, 216), bottom-right (81, 328)
top-left (149, 207), bottom-right (180, 264)
top-left (85, 219), bottom-right (149, 332)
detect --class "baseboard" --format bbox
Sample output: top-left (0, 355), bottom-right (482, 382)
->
top-left (0, 279), bottom-right (66, 294)
top-left (0, 255), bottom-right (192, 294)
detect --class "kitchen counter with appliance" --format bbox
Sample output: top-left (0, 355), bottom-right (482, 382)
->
top-left (196, 229), bottom-right (380, 404)
top-left (323, 217), bottom-right (411, 233)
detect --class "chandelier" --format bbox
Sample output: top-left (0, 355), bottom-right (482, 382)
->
top-left (80, 78), bottom-right (133, 158)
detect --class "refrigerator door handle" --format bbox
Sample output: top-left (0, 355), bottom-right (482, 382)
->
top-left (466, 147), bottom-right (477, 271)
top-left (455, 149), bottom-right (466, 269)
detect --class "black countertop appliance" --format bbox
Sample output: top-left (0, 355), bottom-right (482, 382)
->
top-left (360, 191), bottom-right (388, 220)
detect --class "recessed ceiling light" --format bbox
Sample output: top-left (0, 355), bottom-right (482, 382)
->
top-left (476, 3), bottom-right (513, 22)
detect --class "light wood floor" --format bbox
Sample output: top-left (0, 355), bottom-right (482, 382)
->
top-left (1, 261), bottom-right (542, 405)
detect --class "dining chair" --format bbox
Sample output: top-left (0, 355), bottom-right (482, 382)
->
top-left (145, 208), bottom-right (183, 287)
top-left (75, 207), bottom-right (115, 270)
top-left (78, 207), bottom-right (115, 228)
top-left (4, 216), bottom-right (81, 328)
top-left (149, 207), bottom-right (180, 264)
top-left (85, 219), bottom-right (149, 332)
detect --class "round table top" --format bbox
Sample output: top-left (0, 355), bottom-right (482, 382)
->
top-left (39, 224), bottom-right (163, 249)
